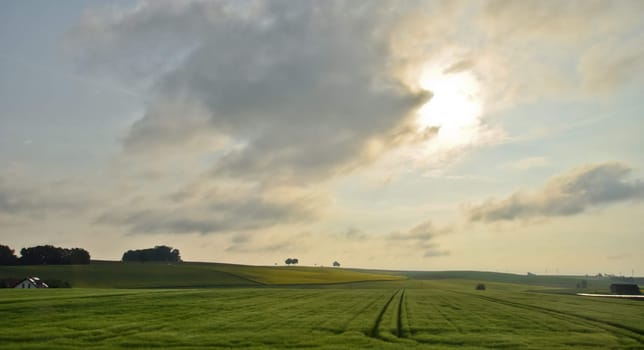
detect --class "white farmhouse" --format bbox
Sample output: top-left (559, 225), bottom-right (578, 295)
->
top-left (14, 277), bottom-right (48, 289)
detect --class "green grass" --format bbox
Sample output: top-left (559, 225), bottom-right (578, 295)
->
top-left (1, 280), bottom-right (642, 349)
top-left (0, 261), bottom-right (403, 288)
top-left (385, 270), bottom-right (626, 290)
top-left (1, 263), bottom-right (642, 348)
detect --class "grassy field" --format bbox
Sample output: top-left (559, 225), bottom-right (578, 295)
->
top-left (1, 280), bottom-right (643, 349)
top-left (1, 262), bottom-right (643, 349)
top-left (0, 261), bottom-right (403, 288)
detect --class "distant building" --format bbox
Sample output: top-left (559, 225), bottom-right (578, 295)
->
top-left (609, 283), bottom-right (640, 295)
top-left (14, 277), bottom-right (48, 289)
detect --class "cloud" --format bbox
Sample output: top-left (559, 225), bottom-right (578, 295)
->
top-left (225, 241), bottom-right (291, 254)
top-left (96, 179), bottom-right (324, 235)
top-left (468, 162), bottom-right (644, 222)
top-left (339, 227), bottom-right (367, 241)
top-left (70, 1), bottom-right (429, 185)
top-left (389, 220), bottom-right (450, 258)
top-left (224, 231), bottom-right (316, 255)
top-left (66, 1), bottom-right (644, 239)
top-left (66, 1), bottom-right (442, 237)
top-left (424, 250), bottom-right (450, 258)
top-left (70, 1), bottom-right (644, 178)
top-left (122, 98), bottom-right (226, 155)
top-left (578, 32), bottom-right (644, 93)
top-left (0, 178), bottom-right (95, 219)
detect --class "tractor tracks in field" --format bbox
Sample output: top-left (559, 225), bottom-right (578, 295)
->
top-left (466, 292), bottom-right (644, 345)
top-left (369, 289), bottom-right (410, 342)
top-left (369, 289), bottom-right (399, 337)
top-left (396, 289), bottom-right (405, 337)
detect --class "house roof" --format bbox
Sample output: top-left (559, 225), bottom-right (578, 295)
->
top-left (16, 277), bottom-right (49, 288)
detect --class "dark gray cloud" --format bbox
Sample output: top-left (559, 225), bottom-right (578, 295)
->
top-left (468, 162), bottom-right (644, 222)
top-left (70, 1), bottom-right (429, 184)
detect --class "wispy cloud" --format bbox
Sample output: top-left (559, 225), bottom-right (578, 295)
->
top-left (96, 180), bottom-right (324, 235)
top-left (389, 220), bottom-right (450, 258)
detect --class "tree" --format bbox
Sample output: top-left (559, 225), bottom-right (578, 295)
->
top-left (122, 245), bottom-right (181, 263)
top-left (333, 261), bottom-right (340, 267)
top-left (284, 258), bottom-right (299, 266)
top-left (475, 283), bottom-right (486, 290)
top-left (66, 248), bottom-right (91, 264)
top-left (19, 245), bottom-right (90, 265)
top-left (0, 244), bottom-right (18, 265)
top-left (20, 245), bottom-right (58, 265)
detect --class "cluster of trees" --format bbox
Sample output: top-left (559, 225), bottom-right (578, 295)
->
top-left (122, 245), bottom-right (181, 263)
top-left (284, 258), bottom-right (299, 265)
top-left (0, 244), bottom-right (90, 265)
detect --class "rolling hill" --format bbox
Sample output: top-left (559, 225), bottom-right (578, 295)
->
top-left (0, 260), bottom-right (404, 288)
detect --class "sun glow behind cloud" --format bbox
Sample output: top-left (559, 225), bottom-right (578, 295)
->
top-left (416, 63), bottom-right (483, 150)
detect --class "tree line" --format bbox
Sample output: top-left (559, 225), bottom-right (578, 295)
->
top-left (0, 244), bottom-right (90, 265)
top-left (122, 245), bottom-right (181, 263)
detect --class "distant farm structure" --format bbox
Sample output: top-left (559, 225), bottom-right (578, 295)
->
top-left (578, 283), bottom-right (643, 300)
top-left (610, 283), bottom-right (641, 295)
top-left (14, 277), bottom-right (48, 289)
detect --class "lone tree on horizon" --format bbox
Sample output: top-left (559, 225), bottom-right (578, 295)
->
top-left (285, 258), bottom-right (299, 266)
top-left (333, 261), bottom-right (340, 267)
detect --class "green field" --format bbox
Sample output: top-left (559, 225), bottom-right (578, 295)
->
top-left (1, 262), bottom-right (643, 349)
top-left (0, 261), bottom-right (403, 288)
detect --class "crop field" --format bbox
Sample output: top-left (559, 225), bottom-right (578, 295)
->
top-left (0, 261), bottom-right (403, 288)
top-left (1, 279), bottom-right (642, 349)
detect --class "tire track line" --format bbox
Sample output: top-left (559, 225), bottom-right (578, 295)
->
top-left (369, 289), bottom-right (401, 338)
top-left (315, 291), bottom-right (384, 334)
top-left (396, 289), bottom-right (406, 338)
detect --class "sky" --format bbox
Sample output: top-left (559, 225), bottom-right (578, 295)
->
top-left (1, 0), bottom-right (643, 275)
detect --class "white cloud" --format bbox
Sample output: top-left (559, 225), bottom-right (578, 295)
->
top-left (468, 162), bottom-right (644, 222)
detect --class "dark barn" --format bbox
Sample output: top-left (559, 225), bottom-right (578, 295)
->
top-left (609, 283), bottom-right (641, 295)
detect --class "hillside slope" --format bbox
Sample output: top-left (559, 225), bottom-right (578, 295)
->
top-left (0, 261), bottom-right (404, 288)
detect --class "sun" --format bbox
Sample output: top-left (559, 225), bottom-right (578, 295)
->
top-left (416, 64), bottom-right (482, 148)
